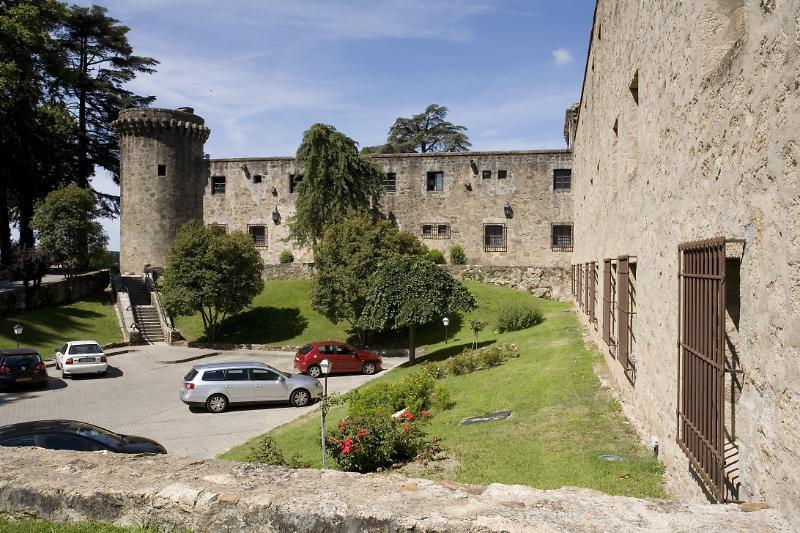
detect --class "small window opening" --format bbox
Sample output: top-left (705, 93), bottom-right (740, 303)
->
top-left (612, 118), bottom-right (619, 137)
top-left (551, 224), bottom-right (573, 251)
top-left (482, 170), bottom-right (492, 179)
top-left (211, 176), bottom-right (226, 195)
top-left (157, 164), bottom-right (166, 176)
top-left (253, 174), bottom-right (263, 184)
top-left (289, 174), bottom-right (303, 193)
top-left (248, 225), bottom-right (267, 248)
top-left (630, 70), bottom-right (639, 105)
top-left (383, 172), bottom-right (396, 192)
top-left (498, 170), bottom-right (508, 179)
top-left (426, 171), bottom-right (444, 191)
top-left (553, 169), bottom-right (572, 190)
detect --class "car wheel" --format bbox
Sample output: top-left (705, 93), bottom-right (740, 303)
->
top-left (362, 362), bottom-right (377, 375)
top-left (61, 367), bottom-right (69, 379)
top-left (290, 388), bottom-right (311, 407)
top-left (307, 365), bottom-right (322, 378)
top-left (206, 394), bottom-right (228, 413)
top-left (54, 359), bottom-right (59, 370)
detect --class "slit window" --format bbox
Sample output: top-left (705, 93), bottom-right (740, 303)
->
top-left (383, 172), bottom-right (396, 192)
top-left (157, 164), bottom-right (166, 176)
top-left (426, 171), bottom-right (444, 191)
top-left (497, 169), bottom-right (508, 179)
top-left (289, 174), bottom-right (303, 193)
top-left (211, 176), bottom-right (226, 195)
top-left (483, 224), bottom-right (507, 252)
top-left (551, 224), bottom-right (573, 252)
top-left (482, 170), bottom-right (492, 179)
top-left (553, 169), bottom-right (572, 190)
top-left (248, 225), bottom-right (267, 248)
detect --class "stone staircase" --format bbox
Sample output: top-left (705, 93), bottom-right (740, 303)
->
top-left (120, 276), bottom-right (166, 344)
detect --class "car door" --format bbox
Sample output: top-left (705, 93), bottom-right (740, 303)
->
top-left (249, 368), bottom-right (286, 401)
top-left (333, 344), bottom-right (360, 372)
top-left (56, 344), bottom-right (67, 365)
top-left (37, 434), bottom-right (105, 452)
top-left (222, 369), bottom-right (254, 403)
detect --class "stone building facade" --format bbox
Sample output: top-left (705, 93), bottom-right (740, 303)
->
top-left (114, 111), bottom-right (574, 275)
top-left (570, 0), bottom-right (800, 525)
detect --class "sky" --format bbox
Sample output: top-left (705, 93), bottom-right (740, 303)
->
top-left (82, 0), bottom-right (595, 250)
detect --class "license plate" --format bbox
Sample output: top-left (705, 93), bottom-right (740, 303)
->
top-left (16, 377), bottom-right (32, 382)
top-left (79, 357), bottom-right (95, 363)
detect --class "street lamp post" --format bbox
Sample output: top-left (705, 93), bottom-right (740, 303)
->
top-left (319, 358), bottom-right (333, 469)
top-left (442, 317), bottom-right (449, 344)
top-left (13, 324), bottom-right (23, 348)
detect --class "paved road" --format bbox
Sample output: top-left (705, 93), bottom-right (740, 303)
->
top-left (0, 347), bottom-right (400, 458)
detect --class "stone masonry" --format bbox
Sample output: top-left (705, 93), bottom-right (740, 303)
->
top-left (570, 0), bottom-right (800, 526)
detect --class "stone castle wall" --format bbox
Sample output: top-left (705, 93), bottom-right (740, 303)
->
top-left (572, 0), bottom-right (800, 523)
top-left (204, 150), bottom-right (573, 268)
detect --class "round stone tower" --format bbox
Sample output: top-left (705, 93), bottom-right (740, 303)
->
top-left (113, 107), bottom-right (210, 274)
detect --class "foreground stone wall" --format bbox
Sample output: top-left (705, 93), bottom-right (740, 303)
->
top-left (572, 0), bottom-right (800, 522)
top-left (0, 448), bottom-right (789, 532)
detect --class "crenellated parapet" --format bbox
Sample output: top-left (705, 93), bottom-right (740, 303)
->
top-left (112, 108), bottom-right (210, 141)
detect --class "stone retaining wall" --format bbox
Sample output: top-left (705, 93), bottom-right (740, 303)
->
top-left (445, 264), bottom-right (570, 300)
top-left (0, 271), bottom-right (110, 314)
top-left (262, 263), bottom-right (314, 280)
top-left (0, 448), bottom-right (788, 532)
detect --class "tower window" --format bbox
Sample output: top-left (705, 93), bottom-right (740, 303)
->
top-left (553, 169), bottom-right (572, 190)
top-left (253, 174), bottom-right (263, 184)
top-left (383, 172), bottom-right (396, 192)
top-left (289, 174), bottom-right (303, 194)
top-left (482, 170), bottom-right (492, 179)
top-left (551, 224), bottom-right (573, 251)
top-left (426, 171), bottom-right (444, 191)
top-left (497, 170), bottom-right (508, 179)
top-left (484, 224), bottom-right (507, 252)
top-left (212, 176), bottom-right (226, 195)
top-left (157, 164), bottom-right (166, 176)
top-left (248, 225), bottom-right (267, 248)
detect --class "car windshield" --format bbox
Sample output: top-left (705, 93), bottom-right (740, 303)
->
top-left (298, 344), bottom-right (312, 355)
top-left (74, 423), bottom-right (123, 447)
top-left (69, 344), bottom-right (102, 355)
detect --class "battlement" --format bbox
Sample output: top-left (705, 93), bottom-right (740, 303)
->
top-left (113, 107), bottom-right (211, 141)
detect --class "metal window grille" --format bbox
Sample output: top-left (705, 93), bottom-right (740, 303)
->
top-left (676, 237), bottom-right (740, 502)
top-left (289, 174), bottom-right (303, 193)
top-left (426, 171), bottom-right (444, 191)
top-left (248, 225), bottom-right (267, 248)
top-left (211, 176), bottom-right (226, 194)
top-left (421, 224), bottom-right (433, 238)
top-left (553, 169), bottom-right (572, 190)
top-left (602, 259), bottom-right (611, 344)
top-left (617, 256), bottom-right (631, 372)
top-left (483, 224), bottom-right (507, 252)
top-left (383, 172), bottom-right (396, 192)
top-left (571, 265), bottom-right (576, 296)
top-left (584, 263), bottom-right (591, 313)
top-left (589, 261), bottom-right (596, 323)
top-left (577, 263), bottom-right (583, 309)
top-left (437, 224), bottom-right (451, 239)
top-left (551, 224), bottom-right (573, 252)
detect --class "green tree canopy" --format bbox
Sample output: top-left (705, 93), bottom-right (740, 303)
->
top-left (363, 104), bottom-right (471, 154)
top-left (357, 256), bottom-right (476, 363)
top-left (160, 221), bottom-right (265, 342)
top-left (289, 123), bottom-right (383, 248)
top-left (31, 184), bottom-right (108, 280)
top-left (312, 213), bottom-right (427, 342)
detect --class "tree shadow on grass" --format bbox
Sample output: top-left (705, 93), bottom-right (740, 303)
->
top-left (214, 307), bottom-right (309, 345)
top-left (411, 340), bottom-right (496, 366)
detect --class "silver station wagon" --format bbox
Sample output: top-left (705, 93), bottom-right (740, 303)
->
top-left (179, 361), bottom-right (323, 413)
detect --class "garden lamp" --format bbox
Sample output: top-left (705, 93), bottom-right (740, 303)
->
top-left (13, 324), bottom-right (23, 348)
top-left (442, 317), bottom-right (449, 344)
top-left (319, 358), bottom-right (333, 469)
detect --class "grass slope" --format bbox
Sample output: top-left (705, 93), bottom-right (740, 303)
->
top-left (220, 282), bottom-right (666, 499)
top-left (0, 296), bottom-right (123, 359)
top-left (0, 515), bottom-right (150, 532)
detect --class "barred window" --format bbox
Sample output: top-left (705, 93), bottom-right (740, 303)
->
top-left (289, 174), bottom-right (303, 193)
top-left (421, 224), bottom-right (433, 238)
top-left (553, 169), bottom-right (572, 190)
top-left (383, 172), bottom-right (396, 192)
top-left (426, 171), bottom-right (444, 191)
top-left (421, 223), bottom-right (451, 240)
top-left (211, 176), bottom-right (226, 194)
top-left (551, 224), bottom-right (573, 252)
top-left (484, 224), bottom-right (507, 252)
top-left (248, 225), bottom-right (267, 248)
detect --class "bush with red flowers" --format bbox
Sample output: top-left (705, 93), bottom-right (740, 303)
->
top-left (326, 411), bottom-right (432, 473)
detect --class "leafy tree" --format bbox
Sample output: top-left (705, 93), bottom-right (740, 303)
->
top-left (364, 104), bottom-right (471, 154)
top-left (312, 213), bottom-right (427, 342)
top-left (160, 221), bottom-right (265, 342)
top-left (289, 124), bottom-right (383, 247)
top-left (358, 256), bottom-right (476, 363)
top-left (31, 184), bottom-right (108, 294)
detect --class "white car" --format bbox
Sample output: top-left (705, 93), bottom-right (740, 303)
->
top-left (55, 341), bottom-right (108, 379)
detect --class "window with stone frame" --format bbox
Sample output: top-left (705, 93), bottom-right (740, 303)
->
top-left (383, 172), bottom-right (397, 192)
top-left (289, 174), bottom-right (303, 193)
top-left (553, 169), bottom-right (572, 190)
top-left (421, 223), bottom-right (451, 240)
top-left (426, 171), bottom-right (444, 191)
top-left (211, 176), bottom-right (226, 194)
top-left (551, 224), bottom-right (573, 252)
top-left (248, 225), bottom-right (267, 248)
top-left (483, 224), bottom-right (507, 252)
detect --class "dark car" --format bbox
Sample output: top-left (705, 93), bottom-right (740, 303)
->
top-left (0, 420), bottom-right (167, 454)
top-left (293, 341), bottom-right (382, 377)
top-left (0, 349), bottom-right (47, 389)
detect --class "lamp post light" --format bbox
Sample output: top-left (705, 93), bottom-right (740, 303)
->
top-left (442, 317), bottom-right (449, 344)
top-left (319, 358), bottom-right (333, 469)
top-left (13, 324), bottom-right (23, 348)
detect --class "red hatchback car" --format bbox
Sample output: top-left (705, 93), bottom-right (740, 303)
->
top-left (294, 341), bottom-right (382, 377)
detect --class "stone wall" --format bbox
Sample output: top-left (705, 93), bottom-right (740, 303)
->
top-left (571, 0), bottom-right (800, 523)
top-left (445, 265), bottom-right (570, 300)
top-left (204, 150), bottom-right (574, 268)
top-left (0, 271), bottom-right (110, 315)
top-left (262, 263), bottom-right (314, 280)
top-left (0, 447), bottom-right (789, 532)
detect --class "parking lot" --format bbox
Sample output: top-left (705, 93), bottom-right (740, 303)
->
top-left (0, 346), bottom-right (400, 458)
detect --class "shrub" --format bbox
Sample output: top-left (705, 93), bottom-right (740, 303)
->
top-left (431, 343), bottom-right (520, 379)
top-left (246, 435), bottom-right (310, 468)
top-left (497, 304), bottom-right (544, 333)
top-left (427, 248), bottom-right (445, 264)
top-left (449, 244), bottom-right (466, 265)
top-left (279, 249), bottom-right (295, 264)
top-left (348, 368), bottom-right (451, 418)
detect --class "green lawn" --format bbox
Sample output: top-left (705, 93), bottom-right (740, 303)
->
top-left (0, 514), bottom-right (151, 532)
top-left (219, 282), bottom-right (666, 499)
top-left (0, 295), bottom-right (123, 359)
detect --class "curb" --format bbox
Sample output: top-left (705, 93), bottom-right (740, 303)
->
top-left (155, 351), bottom-right (219, 365)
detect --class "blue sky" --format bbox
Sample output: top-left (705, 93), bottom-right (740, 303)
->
top-left (84, 0), bottom-right (595, 250)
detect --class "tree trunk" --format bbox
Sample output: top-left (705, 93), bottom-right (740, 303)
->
top-left (77, 41), bottom-right (91, 187)
top-left (17, 186), bottom-right (34, 248)
top-left (408, 324), bottom-right (417, 364)
top-left (0, 177), bottom-right (12, 266)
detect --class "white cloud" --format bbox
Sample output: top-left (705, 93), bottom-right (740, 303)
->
top-left (552, 47), bottom-right (574, 65)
